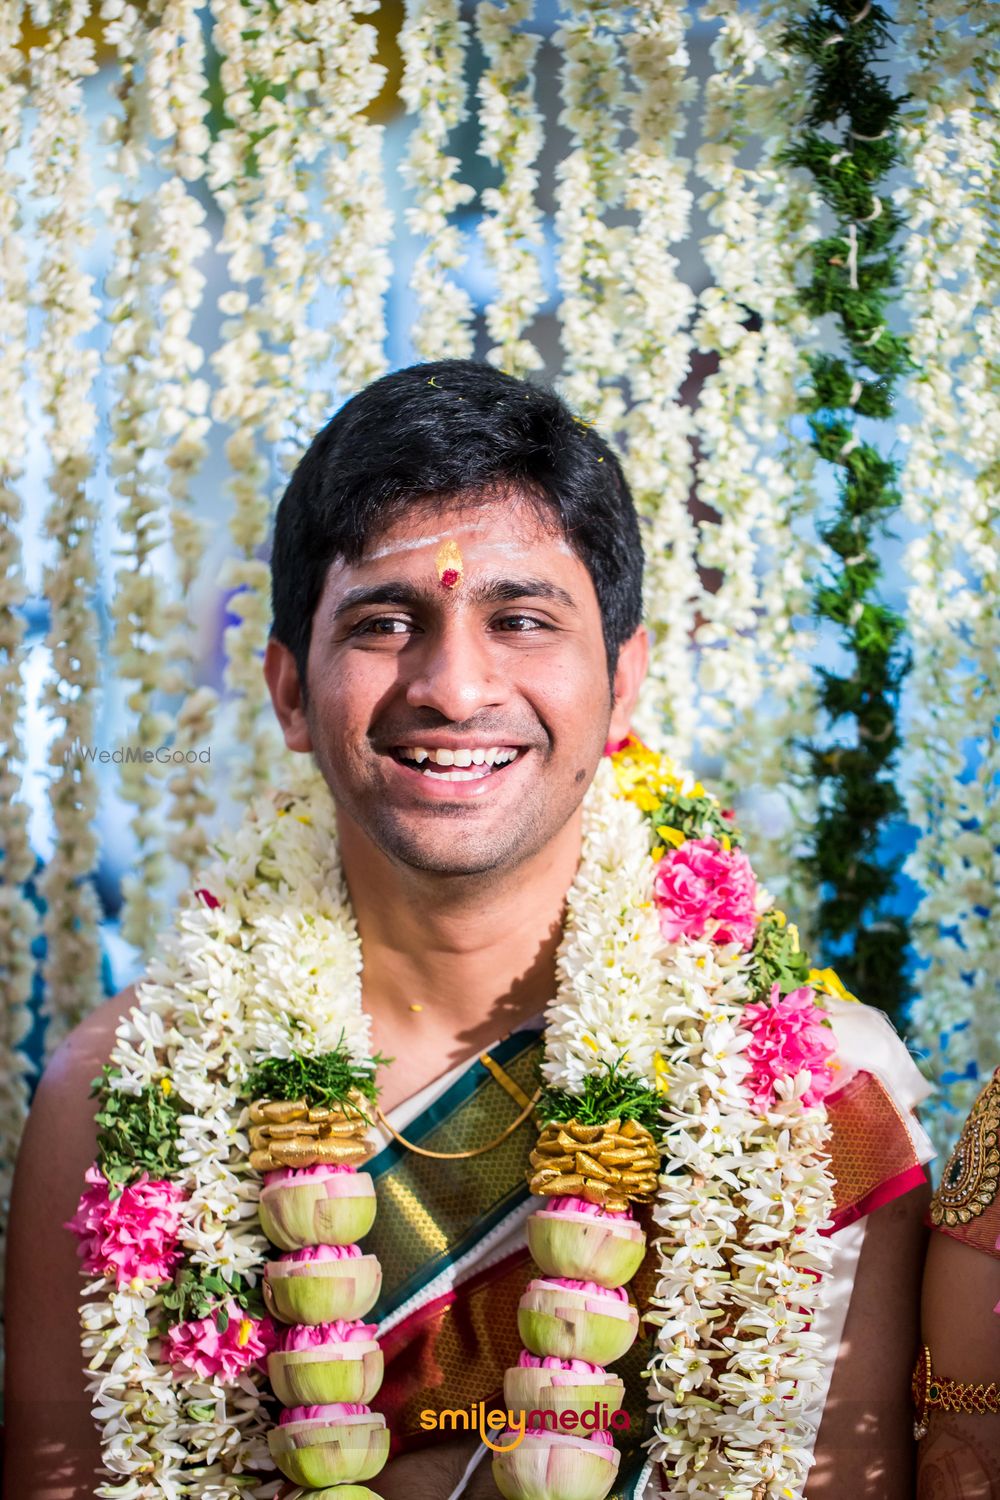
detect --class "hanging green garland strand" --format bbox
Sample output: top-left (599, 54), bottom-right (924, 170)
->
top-left (782, 1), bottom-right (912, 1024)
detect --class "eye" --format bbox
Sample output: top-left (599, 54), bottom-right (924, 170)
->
top-left (494, 614), bottom-right (549, 632)
top-left (354, 616), bottom-right (411, 635)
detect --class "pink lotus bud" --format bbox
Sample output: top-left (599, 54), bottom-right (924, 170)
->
top-left (517, 1280), bottom-right (638, 1366)
top-left (264, 1246), bottom-right (382, 1326)
top-left (492, 1429), bottom-right (620, 1500)
top-left (281, 1490), bottom-right (382, 1500)
top-left (504, 1354), bottom-right (625, 1423)
top-left (259, 1168), bottom-right (376, 1252)
top-left (267, 1404), bottom-right (389, 1488)
top-left (268, 1320), bottom-right (383, 1407)
top-left (527, 1203), bottom-right (645, 1288)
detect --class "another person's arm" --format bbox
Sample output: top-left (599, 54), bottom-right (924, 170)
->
top-left (4, 988), bottom-right (136, 1500)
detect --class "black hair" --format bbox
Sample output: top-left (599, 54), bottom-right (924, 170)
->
top-left (269, 358), bottom-right (644, 700)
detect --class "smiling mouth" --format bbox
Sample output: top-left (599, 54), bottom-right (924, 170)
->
top-left (390, 746), bottom-right (525, 782)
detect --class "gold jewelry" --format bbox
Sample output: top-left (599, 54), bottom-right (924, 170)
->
top-left (911, 1344), bottom-right (1000, 1439)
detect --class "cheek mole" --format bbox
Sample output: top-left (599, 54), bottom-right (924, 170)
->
top-left (575, 768), bottom-right (587, 783)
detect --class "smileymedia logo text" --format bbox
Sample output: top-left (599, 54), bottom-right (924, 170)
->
top-left (70, 740), bottom-right (211, 766)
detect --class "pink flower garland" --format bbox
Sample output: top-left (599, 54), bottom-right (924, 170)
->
top-left (66, 1167), bottom-right (185, 1286)
top-left (743, 984), bottom-right (837, 1112)
top-left (163, 1302), bottom-right (278, 1383)
top-left (652, 836), bottom-right (758, 947)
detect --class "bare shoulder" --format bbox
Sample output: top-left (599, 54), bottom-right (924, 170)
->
top-left (4, 983), bottom-right (144, 1499)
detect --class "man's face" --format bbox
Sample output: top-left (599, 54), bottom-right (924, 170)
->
top-left (268, 494), bottom-right (643, 878)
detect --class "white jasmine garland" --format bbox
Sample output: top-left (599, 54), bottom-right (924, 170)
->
top-left (0, 0), bottom-right (37, 1375)
top-left (475, 0), bottom-right (546, 378)
top-left (553, 0), bottom-right (631, 435)
top-left (619, 0), bottom-right (699, 766)
top-left (102, 0), bottom-right (175, 954)
top-left (209, 0), bottom-right (338, 800)
top-left (315, 1), bottom-right (392, 399)
top-left (146, 0), bottom-right (219, 884)
top-left (79, 752), bottom-right (835, 1496)
top-left (29, 0), bottom-right (105, 1053)
top-left (399, 0), bottom-right (476, 360)
top-left (896, 4), bottom-right (1000, 1154)
top-left (692, 0), bottom-right (822, 932)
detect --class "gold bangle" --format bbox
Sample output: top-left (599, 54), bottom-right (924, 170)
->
top-left (912, 1344), bottom-right (1000, 1439)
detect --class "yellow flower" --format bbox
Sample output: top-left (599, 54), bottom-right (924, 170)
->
top-left (238, 1319), bottom-right (252, 1347)
top-left (160, 1077), bottom-right (173, 1096)
top-left (787, 922), bottom-right (800, 954)
top-left (650, 845), bottom-right (664, 861)
top-left (809, 967), bottom-right (859, 1005)
top-left (772, 910), bottom-right (787, 928)
top-left (582, 1034), bottom-right (600, 1053)
top-left (653, 1051), bottom-right (670, 1089)
top-left (655, 825), bottom-right (686, 849)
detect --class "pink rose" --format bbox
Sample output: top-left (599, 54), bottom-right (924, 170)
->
top-left (743, 984), bottom-right (837, 1112)
top-left (65, 1166), bottom-right (185, 1287)
top-left (163, 1304), bottom-right (278, 1383)
top-left (652, 837), bottom-right (758, 948)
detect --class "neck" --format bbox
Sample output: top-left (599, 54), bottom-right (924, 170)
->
top-left (336, 806), bottom-right (585, 1052)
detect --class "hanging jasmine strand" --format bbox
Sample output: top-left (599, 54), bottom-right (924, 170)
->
top-left (475, 0), bottom-right (546, 379)
top-left (782, 0), bottom-right (912, 1026)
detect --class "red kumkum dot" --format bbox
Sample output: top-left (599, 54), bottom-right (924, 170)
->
top-left (195, 887), bottom-right (220, 909)
top-left (440, 568), bottom-right (460, 588)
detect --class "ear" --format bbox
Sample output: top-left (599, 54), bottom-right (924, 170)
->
top-left (607, 625), bottom-right (648, 745)
top-left (263, 636), bottom-right (313, 753)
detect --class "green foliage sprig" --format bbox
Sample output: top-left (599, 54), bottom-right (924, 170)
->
top-left (747, 910), bottom-right (812, 1001)
top-left (92, 1067), bottom-right (184, 1196)
top-left (243, 1046), bottom-right (389, 1123)
top-left (161, 1266), bottom-right (264, 1332)
top-left (538, 1057), bottom-right (662, 1134)
top-left (782, 0), bottom-right (912, 1025)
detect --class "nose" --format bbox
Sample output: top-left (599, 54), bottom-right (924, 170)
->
top-left (403, 618), bottom-right (507, 722)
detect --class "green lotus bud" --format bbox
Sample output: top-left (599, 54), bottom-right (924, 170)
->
top-left (527, 1205), bottom-right (645, 1288)
top-left (492, 1430), bottom-right (620, 1500)
top-left (264, 1247), bottom-right (382, 1325)
top-left (517, 1281), bottom-right (638, 1366)
top-left (268, 1405), bottom-right (389, 1488)
top-left (283, 1490), bottom-right (382, 1500)
top-left (503, 1360), bottom-right (625, 1422)
top-left (268, 1338), bottom-right (383, 1407)
top-left (259, 1168), bottom-right (377, 1252)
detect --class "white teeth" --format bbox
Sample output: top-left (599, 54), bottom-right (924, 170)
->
top-left (423, 767), bottom-right (490, 781)
top-left (452, 748), bottom-right (473, 767)
top-left (412, 748), bottom-right (428, 764)
top-left (471, 749), bottom-right (486, 765)
top-left (483, 749), bottom-right (497, 766)
top-left (433, 748), bottom-right (455, 766)
top-left (396, 745), bottom-right (522, 769)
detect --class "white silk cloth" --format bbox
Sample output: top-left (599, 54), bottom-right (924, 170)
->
top-left (371, 999), bottom-right (935, 1498)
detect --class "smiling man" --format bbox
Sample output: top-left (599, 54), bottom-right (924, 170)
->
top-left (7, 360), bottom-right (935, 1500)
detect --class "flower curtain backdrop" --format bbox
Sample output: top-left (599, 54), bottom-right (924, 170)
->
top-left (0, 0), bottom-right (996, 1364)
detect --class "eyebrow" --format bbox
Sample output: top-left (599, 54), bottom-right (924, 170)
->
top-left (329, 576), bottom-right (580, 625)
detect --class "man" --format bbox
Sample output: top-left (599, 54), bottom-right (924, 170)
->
top-left (6, 359), bottom-right (932, 1499)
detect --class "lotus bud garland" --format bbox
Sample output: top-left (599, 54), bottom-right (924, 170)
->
top-left (268, 1319), bottom-right (383, 1407)
top-left (264, 1244), bottom-right (382, 1325)
top-left (259, 1164), bottom-right (377, 1251)
top-left (527, 1196), bottom-right (645, 1288)
top-left (267, 1403), bottom-right (390, 1488)
top-left (492, 1428), bottom-right (620, 1500)
top-left (518, 1279), bottom-right (638, 1366)
top-left (527, 1118), bottom-right (659, 1210)
top-left (504, 1351), bottom-right (625, 1421)
top-left (283, 1490), bottom-right (383, 1500)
